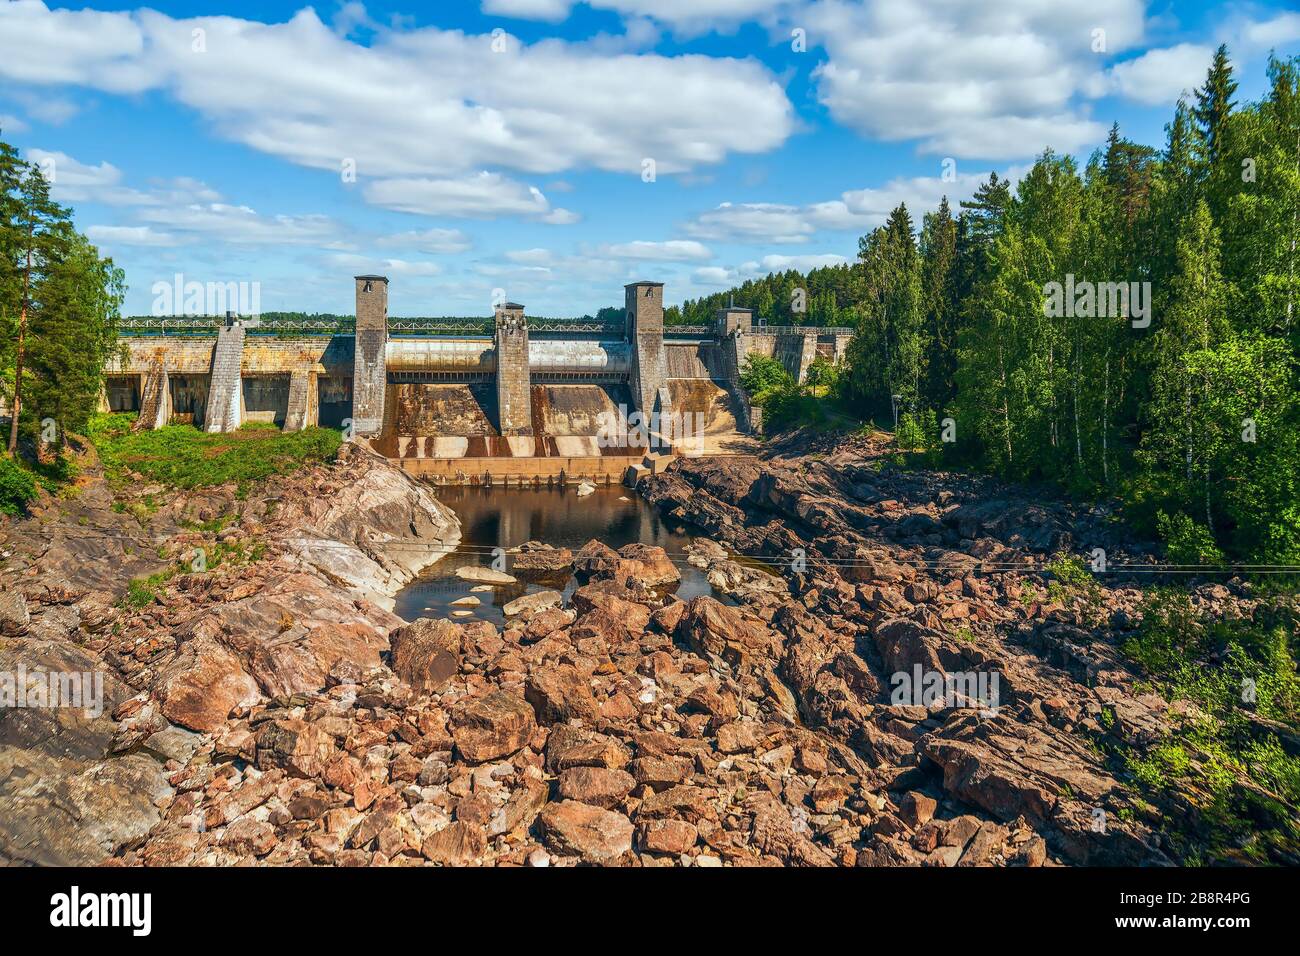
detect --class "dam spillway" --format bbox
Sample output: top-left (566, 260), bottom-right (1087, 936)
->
top-left (103, 276), bottom-right (853, 479)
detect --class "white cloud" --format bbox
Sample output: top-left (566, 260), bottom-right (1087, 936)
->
top-left (505, 248), bottom-right (556, 265)
top-left (484, 0), bottom-right (792, 32)
top-left (1239, 12), bottom-right (1300, 52)
top-left (482, 0), bottom-right (572, 22)
top-left (0, 114), bottom-right (28, 134)
top-left (692, 266), bottom-right (739, 286)
top-left (748, 253), bottom-right (848, 271)
top-left (376, 227), bottom-right (473, 254)
top-left (805, 0), bottom-right (1147, 159)
top-left (363, 172), bottom-right (576, 222)
top-left (685, 202), bottom-right (817, 244)
top-left (327, 253), bottom-right (443, 277)
top-left (137, 203), bottom-right (338, 245)
top-left (1097, 43), bottom-right (1212, 106)
top-left (599, 239), bottom-right (712, 261)
top-left (684, 168), bottom-right (1014, 244)
top-left (0, 3), bottom-right (794, 209)
top-left (25, 148), bottom-right (223, 207)
top-left (85, 224), bottom-right (182, 247)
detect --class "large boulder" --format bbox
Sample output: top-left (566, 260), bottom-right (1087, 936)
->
top-left (540, 800), bottom-right (633, 863)
top-left (676, 596), bottom-right (783, 671)
top-left (452, 691), bottom-right (537, 763)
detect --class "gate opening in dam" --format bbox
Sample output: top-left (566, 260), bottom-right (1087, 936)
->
top-left (106, 276), bottom-right (853, 481)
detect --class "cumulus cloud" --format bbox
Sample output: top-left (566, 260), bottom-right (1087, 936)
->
top-left (1095, 43), bottom-right (1212, 106)
top-left (598, 239), bottom-right (713, 261)
top-left (804, 0), bottom-right (1147, 159)
top-left (375, 228), bottom-right (473, 254)
top-left (684, 168), bottom-right (1017, 243)
top-left (136, 203), bottom-right (339, 245)
top-left (363, 172), bottom-right (577, 222)
top-left (483, 0), bottom-right (792, 32)
top-left (0, 3), bottom-right (795, 214)
top-left (26, 148), bottom-right (223, 207)
top-left (85, 224), bottom-right (183, 247)
top-left (327, 252), bottom-right (443, 277)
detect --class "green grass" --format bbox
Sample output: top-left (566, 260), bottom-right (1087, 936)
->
top-left (123, 536), bottom-right (269, 609)
top-left (1114, 588), bottom-right (1300, 863)
top-left (89, 412), bottom-right (342, 490)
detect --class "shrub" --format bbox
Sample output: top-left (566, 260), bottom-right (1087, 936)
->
top-left (1157, 511), bottom-right (1226, 566)
top-left (0, 454), bottom-right (38, 516)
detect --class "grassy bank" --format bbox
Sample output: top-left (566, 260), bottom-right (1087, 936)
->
top-left (88, 413), bottom-right (342, 491)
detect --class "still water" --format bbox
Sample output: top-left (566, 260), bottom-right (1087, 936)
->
top-left (393, 484), bottom-right (719, 626)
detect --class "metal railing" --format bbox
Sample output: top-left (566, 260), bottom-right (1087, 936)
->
top-left (749, 325), bottom-right (855, 336)
top-left (118, 317), bottom-right (356, 336)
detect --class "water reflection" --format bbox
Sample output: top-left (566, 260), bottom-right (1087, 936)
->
top-left (393, 484), bottom-right (719, 626)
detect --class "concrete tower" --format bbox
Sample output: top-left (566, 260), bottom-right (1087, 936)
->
top-left (625, 281), bottom-right (671, 432)
top-left (351, 275), bottom-right (388, 437)
top-left (494, 301), bottom-right (532, 436)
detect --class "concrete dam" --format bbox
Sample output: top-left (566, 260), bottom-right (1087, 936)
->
top-left (105, 276), bottom-right (853, 481)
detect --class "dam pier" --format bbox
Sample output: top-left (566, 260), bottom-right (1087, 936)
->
top-left (104, 277), bottom-right (852, 482)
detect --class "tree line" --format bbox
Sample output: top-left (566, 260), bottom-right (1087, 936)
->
top-left (0, 133), bottom-right (125, 455)
top-left (712, 50), bottom-right (1300, 564)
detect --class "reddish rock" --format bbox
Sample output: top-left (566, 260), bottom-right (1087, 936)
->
top-left (420, 821), bottom-right (488, 864)
top-left (641, 819), bottom-right (698, 854)
top-left (452, 691), bottom-right (537, 763)
top-left (557, 766), bottom-right (635, 809)
top-left (525, 665), bottom-right (599, 724)
top-left (255, 718), bottom-right (336, 778)
top-left (540, 800), bottom-right (634, 863)
top-left (389, 618), bottom-right (464, 693)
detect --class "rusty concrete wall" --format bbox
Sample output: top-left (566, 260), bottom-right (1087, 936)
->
top-left (318, 376), bottom-right (351, 429)
top-left (241, 375), bottom-right (290, 427)
top-left (530, 384), bottom-right (633, 438)
top-left (664, 341), bottom-right (731, 380)
top-left (168, 374), bottom-right (210, 427)
top-left (383, 383), bottom-right (499, 442)
top-left (110, 338), bottom-right (216, 375)
top-left (241, 336), bottom-right (353, 377)
top-left (104, 376), bottom-right (140, 412)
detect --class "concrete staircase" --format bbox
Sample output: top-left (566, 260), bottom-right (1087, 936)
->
top-left (204, 323), bottom-right (246, 433)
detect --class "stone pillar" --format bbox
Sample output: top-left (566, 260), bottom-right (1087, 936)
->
top-left (715, 307), bottom-right (758, 434)
top-left (494, 302), bottom-right (532, 436)
top-left (626, 281), bottom-right (672, 437)
top-left (351, 275), bottom-right (388, 437)
top-left (796, 330), bottom-right (818, 383)
top-left (284, 369), bottom-right (316, 432)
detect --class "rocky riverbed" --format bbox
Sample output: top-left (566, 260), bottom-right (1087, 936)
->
top-left (0, 432), bottom-right (1286, 866)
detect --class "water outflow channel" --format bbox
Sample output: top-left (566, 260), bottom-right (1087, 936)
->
top-left (393, 484), bottom-right (727, 626)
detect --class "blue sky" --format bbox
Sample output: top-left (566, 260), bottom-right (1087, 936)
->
top-left (0, 0), bottom-right (1297, 317)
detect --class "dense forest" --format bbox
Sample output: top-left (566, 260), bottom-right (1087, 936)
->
top-left (0, 133), bottom-right (124, 491)
top-left (724, 49), bottom-right (1300, 567)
